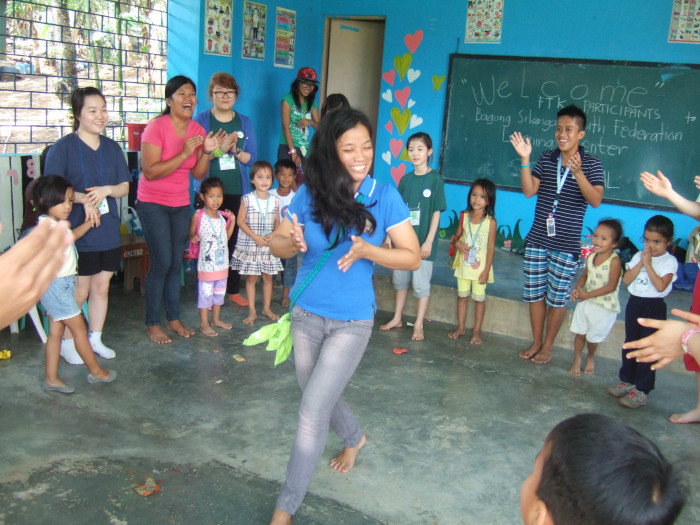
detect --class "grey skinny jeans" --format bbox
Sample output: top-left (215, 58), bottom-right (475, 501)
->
top-left (276, 305), bottom-right (373, 515)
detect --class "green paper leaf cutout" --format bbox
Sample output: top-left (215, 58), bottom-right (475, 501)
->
top-left (432, 74), bottom-right (446, 91)
top-left (243, 322), bottom-right (279, 346)
top-left (399, 148), bottom-right (410, 161)
top-left (275, 334), bottom-right (294, 367)
top-left (394, 52), bottom-right (412, 81)
top-left (390, 107), bottom-right (412, 136)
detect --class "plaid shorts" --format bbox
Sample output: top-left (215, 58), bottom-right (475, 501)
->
top-left (523, 244), bottom-right (579, 308)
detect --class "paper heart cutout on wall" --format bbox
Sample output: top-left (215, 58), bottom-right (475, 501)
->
top-left (381, 89), bottom-right (393, 103)
top-left (409, 114), bottom-right (423, 129)
top-left (381, 151), bottom-right (392, 165)
top-left (407, 99), bottom-right (415, 109)
top-left (382, 69), bottom-right (396, 86)
top-left (407, 68), bottom-right (421, 83)
top-left (385, 121), bottom-right (393, 134)
top-left (389, 138), bottom-right (404, 159)
top-left (394, 86), bottom-right (410, 110)
top-left (391, 163), bottom-right (407, 186)
top-left (393, 52), bottom-right (412, 81)
top-left (404, 30), bottom-right (423, 54)
top-left (390, 107), bottom-right (411, 136)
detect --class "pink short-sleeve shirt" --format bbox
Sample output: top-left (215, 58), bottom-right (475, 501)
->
top-left (137, 115), bottom-right (206, 207)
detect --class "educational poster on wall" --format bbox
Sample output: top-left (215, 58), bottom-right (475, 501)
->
top-left (203, 0), bottom-right (233, 56)
top-left (668, 0), bottom-right (700, 43)
top-left (242, 1), bottom-right (266, 60)
top-left (465, 0), bottom-right (503, 43)
top-left (273, 7), bottom-right (296, 68)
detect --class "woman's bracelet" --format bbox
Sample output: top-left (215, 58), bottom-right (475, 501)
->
top-left (288, 148), bottom-right (296, 155)
top-left (521, 163), bottom-right (531, 168)
top-left (681, 328), bottom-right (700, 354)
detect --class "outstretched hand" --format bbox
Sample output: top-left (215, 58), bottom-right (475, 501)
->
top-left (0, 220), bottom-right (72, 329)
top-left (289, 213), bottom-right (307, 253)
top-left (509, 131), bottom-right (532, 159)
top-left (640, 170), bottom-right (673, 199)
top-left (338, 235), bottom-right (367, 272)
top-left (623, 308), bottom-right (700, 370)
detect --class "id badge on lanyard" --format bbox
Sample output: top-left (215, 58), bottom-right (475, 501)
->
top-left (548, 157), bottom-right (571, 237)
top-left (219, 154), bottom-right (236, 170)
top-left (214, 248), bottom-right (226, 266)
top-left (97, 199), bottom-right (109, 215)
top-left (409, 208), bottom-right (421, 226)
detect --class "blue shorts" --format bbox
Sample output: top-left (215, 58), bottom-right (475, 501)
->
top-left (523, 245), bottom-right (578, 308)
top-left (41, 275), bottom-right (80, 322)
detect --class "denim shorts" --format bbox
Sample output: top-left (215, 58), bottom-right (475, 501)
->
top-left (41, 275), bottom-right (80, 322)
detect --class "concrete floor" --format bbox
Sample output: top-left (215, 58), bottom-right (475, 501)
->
top-left (1, 269), bottom-right (699, 524)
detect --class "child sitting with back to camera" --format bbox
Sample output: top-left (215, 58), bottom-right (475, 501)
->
top-left (189, 177), bottom-right (236, 337)
top-left (609, 215), bottom-right (677, 409)
top-left (34, 175), bottom-right (117, 394)
top-left (269, 159), bottom-right (297, 307)
top-left (521, 413), bottom-right (685, 525)
top-left (568, 219), bottom-right (623, 376)
top-left (448, 178), bottom-right (497, 344)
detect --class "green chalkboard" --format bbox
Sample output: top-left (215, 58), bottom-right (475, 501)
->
top-left (440, 54), bottom-right (700, 207)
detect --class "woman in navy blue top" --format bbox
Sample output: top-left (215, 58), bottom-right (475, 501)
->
top-left (45, 87), bottom-right (130, 364)
top-left (268, 109), bottom-right (420, 523)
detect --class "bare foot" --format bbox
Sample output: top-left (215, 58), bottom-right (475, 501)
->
top-left (470, 331), bottom-right (482, 345)
top-left (167, 320), bottom-right (195, 338)
top-left (531, 348), bottom-right (552, 364)
top-left (448, 328), bottom-right (465, 339)
top-left (519, 343), bottom-right (541, 360)
top-left (330, 434), bottom-right (366, 473)
top-left (243, 314), bottom-right (257, 325)
top-left (669, 407), bottom-right (700, 424)
top-left (568, 363), bottom-right (581, 377)
top-left (411, 326), bottom-right (424, 341)
top-left (281, 297), bottom-right (291, 307)
top-left (269, 508), bottom-right (292, 525)
top-left (147, 326), bottom-right (172, 344)
top-left (200, 326), bottom-right (218, 337)
top-left (379, 319), bottom-right (402, 331)
top-left (212, 319), bottom-right (233, 330)
top-left (583, 357), bottom-right (595, 375)
top-left (262, 308), bottom-right (279, 321)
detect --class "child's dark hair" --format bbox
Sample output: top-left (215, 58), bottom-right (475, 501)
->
top-left (539, 414), bottom-right (685, 525)
top-left (274, 158), bottom-right (296, 175)
top-left (466, 178), bottom-right (496, 218)
top-left (200, 176), bottom-right (224, 194)
top-left (598, 218), bottom-right (623, 244)
top-left (557, 104), bottom-right (587, 130)
top-left (321, 93), bottom-right (350, 117)
top-left (32, 175), bottom-right (73, 214)
top-left (645, 215), bottom-right (674, 242)
top-left (249, 160), bottom-right (273, 182)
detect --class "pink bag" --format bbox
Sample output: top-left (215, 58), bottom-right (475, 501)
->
top-left (188, 209), bottom-right (204, 260)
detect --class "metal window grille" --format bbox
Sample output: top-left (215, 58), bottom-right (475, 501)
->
top-left (1, 0), bottom-right (168, 154)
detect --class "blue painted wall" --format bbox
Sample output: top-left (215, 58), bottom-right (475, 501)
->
top-left (169, 0), bottom-right (700, 249)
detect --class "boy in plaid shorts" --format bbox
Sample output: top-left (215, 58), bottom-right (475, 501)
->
top-left (509, 105), bottom-right (605, 364)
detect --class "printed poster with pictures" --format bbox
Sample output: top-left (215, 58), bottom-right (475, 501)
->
top-left (274, 7), bottom-right (296, 69)
top-left (204, 0), bottom-right (233, 56)
top-left (669, 0), bottom-right (700, 43)
top-left (243, 1), bottom-right (266, 60)
top-left (465, 0), bottom-right (503, 43)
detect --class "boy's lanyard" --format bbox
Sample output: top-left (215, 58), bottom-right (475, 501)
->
top-left (466, 212), bottom-right (485, 246)
top-left (552, 156), bottom-right (570, 215)
top-left (253, 192), bottom-right (271, 235)
top-left (76, 133), bottom-right (104, 189)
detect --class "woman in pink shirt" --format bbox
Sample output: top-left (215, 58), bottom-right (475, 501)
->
top-left (138, 75), bottom-right (221, 344)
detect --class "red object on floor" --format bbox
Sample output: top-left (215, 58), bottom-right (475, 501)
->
top-left (393, 348), bottom-right (408, 354)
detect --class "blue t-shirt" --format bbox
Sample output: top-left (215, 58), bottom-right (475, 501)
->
top-left (45, 133), bottom-right (130, 252)
top-left (287, 176), bottom-right (410, 321)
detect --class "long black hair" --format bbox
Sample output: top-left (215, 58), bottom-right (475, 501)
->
top-left (466, 178), bottom-right (496, 218)
top-left (304, 108), bottom-right (376, 248)
top-left (290, 79), bottom-right (318, 112)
